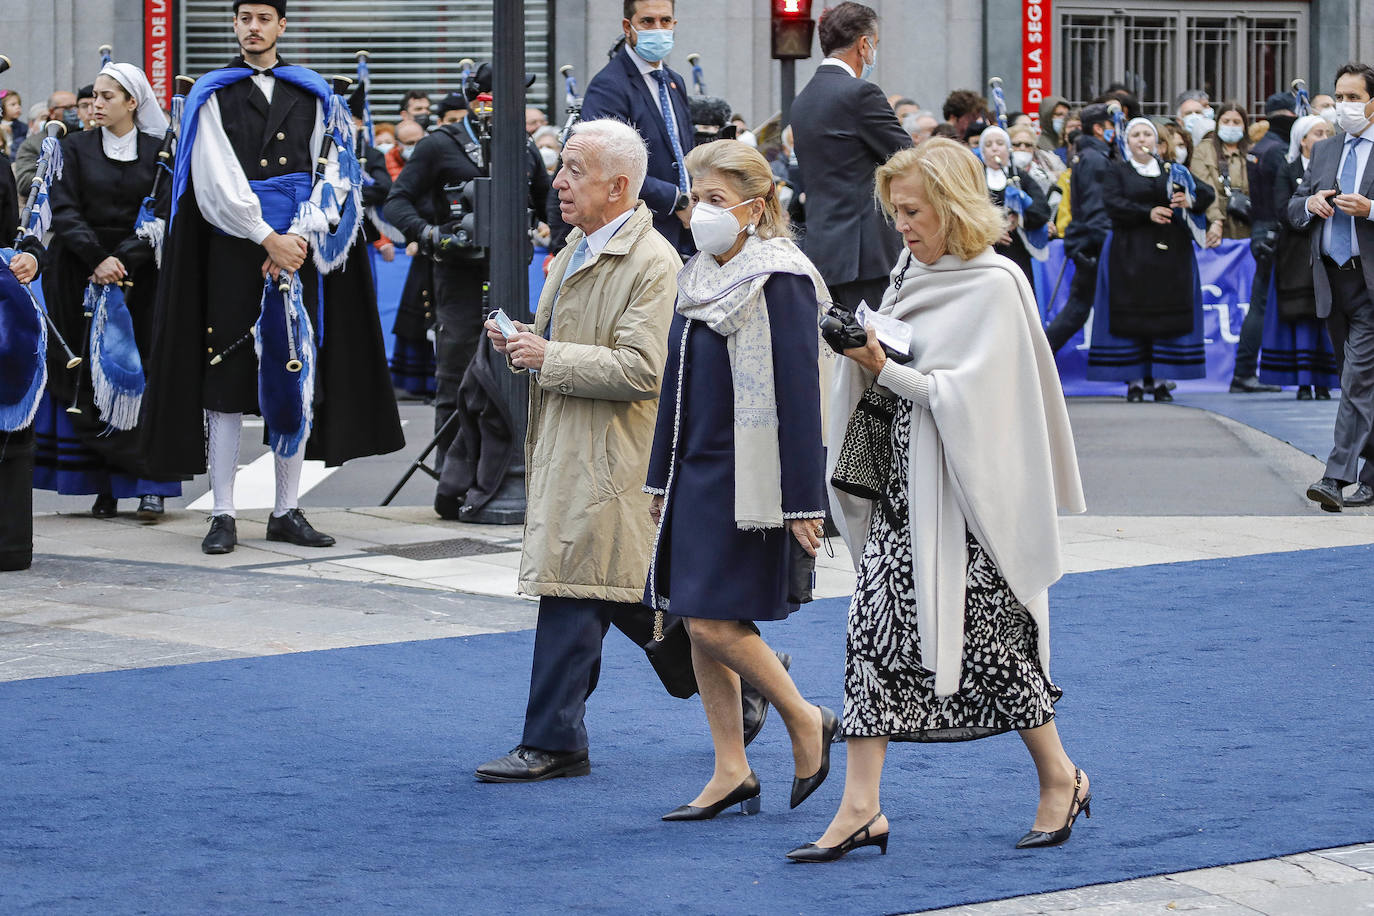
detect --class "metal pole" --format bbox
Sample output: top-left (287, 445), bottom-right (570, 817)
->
top-left (464, 0), bottom-right (531, 524)
top-left (780, 58), bottom-right (796, 130)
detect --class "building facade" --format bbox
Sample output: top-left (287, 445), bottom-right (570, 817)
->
top-left (1, 1), bottom-right (1372, 134)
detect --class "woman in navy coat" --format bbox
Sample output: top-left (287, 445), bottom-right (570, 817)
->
top-left (645, 141), bottom-right (838, 821)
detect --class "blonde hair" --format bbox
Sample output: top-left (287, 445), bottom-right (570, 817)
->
top-left (874, 139), bottom-right (1004, 261)
top-left (684, 139), bottom-right (790, 240)
top-left (1007, 123), bottom-right (1038, 146)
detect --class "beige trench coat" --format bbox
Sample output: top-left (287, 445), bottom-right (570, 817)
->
top-left (517, 201), bottom-right (680, 602)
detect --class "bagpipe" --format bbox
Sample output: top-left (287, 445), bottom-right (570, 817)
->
top-left (135, 74), bottom-right (193, 265)
top-left (687, 53), bottom-right (707, 96)
top-left (988, 77), bottom-right (1049, 261)
top-left (1292, 78), bottom-right (1312, 118)
top-left (259, 73), bottom-right (361, 458)
top-left (0, 119), bottom-right (78, 433)
top-left (352, 50), bottom-right (403, 244)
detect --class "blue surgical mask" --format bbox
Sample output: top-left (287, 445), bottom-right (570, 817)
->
top-left (859, 39), bottom-right (877, 81)
top-left (1217, 124), bottom-right (1244, 145)
top-left (633, 28), bottom-right (674, 63)
top-left (1052, 116), bottom-right (1065, 135)
top-left (1103, 127), bottom-right (1116, 144)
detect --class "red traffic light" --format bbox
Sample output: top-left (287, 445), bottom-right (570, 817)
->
top-left (772, 0), bottom-right (813, 17)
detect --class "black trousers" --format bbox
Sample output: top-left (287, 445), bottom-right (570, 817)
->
top-left (0, 426), bottom-right (34, 571)
top-left (1235, 224), bottom-right (1279, 379)
top-left (1323, 263), bottom-right (1374, 485)
top-left (521, 596), bottom-right (660, 752)
top-left (1045, 256), bottom-right (1100, 353)
top-left (432, 258), bottom-right (488, 472)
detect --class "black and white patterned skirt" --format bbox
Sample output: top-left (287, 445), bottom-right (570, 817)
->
top-left (842, 396), bottom-right (1062, 742)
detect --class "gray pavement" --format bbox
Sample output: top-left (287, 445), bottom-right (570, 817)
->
top-left (6, 394), bottom-right (1374, 914)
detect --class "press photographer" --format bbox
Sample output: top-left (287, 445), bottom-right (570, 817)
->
top-left (384, 62), bottom-right (550, 507)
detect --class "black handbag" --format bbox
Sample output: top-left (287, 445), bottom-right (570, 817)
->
top-left (642, 612), bottom-right (698, 699)
top-left (1222, 169), bottom-right (1251, 224)
top-left (830, 384), bottom-right (902, 529)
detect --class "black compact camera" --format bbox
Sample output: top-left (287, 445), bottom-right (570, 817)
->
top-left (819, 302), bottom-right (912, 363)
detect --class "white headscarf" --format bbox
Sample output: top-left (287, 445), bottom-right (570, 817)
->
top-left (1124, 117), bottom-right (1161, 176)
top-left (978, 126), bottom-right (1011, 190)
top-left (98, 63), bottom-right (169, 137)
top-left (1288, 114), bottom-right (1327, 163)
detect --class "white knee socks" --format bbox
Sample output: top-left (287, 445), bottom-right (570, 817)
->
top-left (273, 450), bottom-right (304, 518)
top-left (206, 410), bottom-right (242, 517)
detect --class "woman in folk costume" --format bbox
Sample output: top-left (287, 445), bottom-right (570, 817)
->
top-left (644, 140), bottom-right (839, 822)
top-left (1085, 117), bottom-right (1214, 402)
top-left (976, 125), bottom-right (1051, 289)
top-left (797, 140), bottom-right (1088, 863)
top-left (1260, 114), bottom-right (1340, 400)
top-left (32, 62), bottom-right (181, 520)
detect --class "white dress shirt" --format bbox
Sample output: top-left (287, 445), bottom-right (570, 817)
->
top-left (1303, 121), bottom-right (1374, 259)
top-left (190, 69), bottom-right (330, 245)
top-left (582, 207), bottom-right (635, 263)
top-left (820, 57), bottom-right (857, 79)
top-left (101, 125), bottom-right (138, 162)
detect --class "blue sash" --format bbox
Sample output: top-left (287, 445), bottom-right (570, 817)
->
top-left (251, 174), bottom-right (313, 234)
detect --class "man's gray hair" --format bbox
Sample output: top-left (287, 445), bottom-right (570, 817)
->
top-left (1174, 89), bottom-right (1208, 111)
top-left (569, 118), bottom-right (648, 199)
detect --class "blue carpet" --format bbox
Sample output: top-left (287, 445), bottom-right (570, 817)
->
top-left (3, 547), bottom-right (1373, 914)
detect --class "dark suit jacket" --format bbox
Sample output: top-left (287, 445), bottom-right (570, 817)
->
top-left (789, 64), bottom-right (911, 287)
top-left (1287, 132), bottom-right (1374, 319)
top-left (581, 48), bottom-right (695, 251)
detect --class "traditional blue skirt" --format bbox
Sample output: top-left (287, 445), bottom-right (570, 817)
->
top-left (1258, 274), bottom-right (1338, 389)
top-left (31, 392), bottom-right (182, 498)
top-left (1085, 233), bottom-right (1207, 382)
top-left (390, 337), bottom-right (436, 397)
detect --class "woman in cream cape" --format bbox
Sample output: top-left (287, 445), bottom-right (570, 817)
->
top-left (788, 139), bottom-right (1090, 863)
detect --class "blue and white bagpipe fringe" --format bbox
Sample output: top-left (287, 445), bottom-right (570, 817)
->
top-left (291, 92), bottom-right (364, 274)
top-left (1003, 182), bottom-right (1051, 261)
top-left (254, 273), bottom-right (316, 458)
top-left (0, 249), bottom-right (48, 432)
top-left (85, 281), bottom-right (145, 431)
top-left (1168, 162), bottom-right (1210, 247)
top-left (25, 135), bottom-right (64, 237)
top-left (133, 160), bottom-right (171, 267)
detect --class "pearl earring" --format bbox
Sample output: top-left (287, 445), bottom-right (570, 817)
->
top-left (746, 224), bottom-right (757, 236)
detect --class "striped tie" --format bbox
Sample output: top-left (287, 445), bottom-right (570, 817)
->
top-left (650, 69), bottom-right (689, 194)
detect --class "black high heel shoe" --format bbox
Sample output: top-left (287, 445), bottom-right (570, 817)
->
top-left (1015, 768), bottom-right (1092, 849)
top-left (662, 772), bottom-right (761, 821)
top-left (786, 811), bottom-right (889, 862)
top-left (790, 705), bottom-right (839, 809)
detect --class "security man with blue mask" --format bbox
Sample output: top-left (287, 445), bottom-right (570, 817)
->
top-left (1289, 62), bottom-right (1374, 511)
top-left (384, 62), bottom-right (550, 519)
top-left (580, 0), bottom-right (697, 256)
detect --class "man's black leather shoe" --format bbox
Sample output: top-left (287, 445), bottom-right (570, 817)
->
top-left (742, 651), bottom-right (792, 747)
top-left (266, 508), bottom-right (336, 547)
top-left (434, 492), bottom-right (463, 520)
top-left (1230, 376), bottom-right (1281, 393)
top-left (475, 746), bottom-right (590, 782)
top-left (202, 515), bottom-right (238, 554)
top-left (1346, 483), bottom-right (1374, 507)
top-left (1306, 477), bottom-right (1345, 513)
top-left (91, 494), bottom-right (117, 518)
top-left (136, 495), bottom-right (164, 521)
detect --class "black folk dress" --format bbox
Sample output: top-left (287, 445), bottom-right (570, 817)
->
top-left (644, 273), bottom-right (826, 622)
top-left (33, 128), bottom-right (179, 497)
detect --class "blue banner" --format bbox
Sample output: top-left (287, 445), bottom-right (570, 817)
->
top-left (1034, 239), bottom-right (1257, 394)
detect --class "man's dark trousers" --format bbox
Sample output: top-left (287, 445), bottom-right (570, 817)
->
top-left (1045, 257), bottom-right (1100, 352)
top-left (1235, 221), bottom-right (1280, 378)
top-left (1324, 261), bottom-right (1374, 485)
top-left (521, 596), bottom-right (656, 752)
top-left (431, 259), bottom-right (487, 472)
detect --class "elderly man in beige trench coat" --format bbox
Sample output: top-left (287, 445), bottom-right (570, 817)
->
top-left (473, 118), bottom-right (682, 783)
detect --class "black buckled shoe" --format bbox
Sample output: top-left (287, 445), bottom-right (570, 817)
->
top-left (265, 508), bottom-right (336, 547)
top-left (1296, 385), bottom-right (1313, 400)
top-left (1306, 477), bottom-right (1345, 513)
top-left (91, 494), bottom-right (117, 518)
top-left (1152, 384), bottom-right (1174, 403)
top-left (1346, 483), bottom-right (1374, 507)
top-left (742, 651), bottom-right (792, 747)
top-left (1316, 386), bottom-right (1332, 400)
top-left (1125, 384), bottom-right (1145, 403)
top-left (202, 515), bottom-right (238, 554)
top-left (474, 746), bottom-right (590, 783)
top-left (136, 495), bottom-right (164, 521)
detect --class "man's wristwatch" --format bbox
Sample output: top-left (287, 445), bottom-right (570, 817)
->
top-left (673, 191), bottom-right (691, 212)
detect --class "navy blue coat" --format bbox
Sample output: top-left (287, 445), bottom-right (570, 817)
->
top-left (645, 273), bottom-right (826, 621)
top-left (581, 48), bottom-right (695, 252)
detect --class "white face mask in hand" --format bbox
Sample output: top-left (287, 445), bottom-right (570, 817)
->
top-left (690, 198), bottom-right (758, 255)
